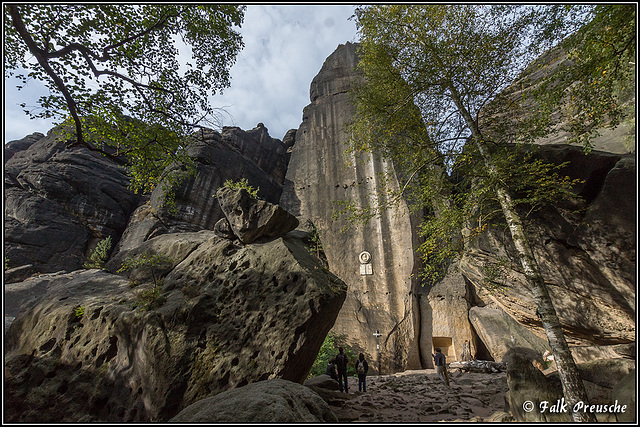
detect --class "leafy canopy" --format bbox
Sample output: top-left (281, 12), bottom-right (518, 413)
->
top-left (4, 4), bottom-right (245, 194)
top-left (528, 5), bottom-right (636, 152)
top-left (349, 5), bottom-right (594, 285)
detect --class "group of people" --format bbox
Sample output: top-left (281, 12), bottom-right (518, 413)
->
top-left (326, 347), bottom-right (369, 392)
top-left (325, 346), bottom-right (452, 392)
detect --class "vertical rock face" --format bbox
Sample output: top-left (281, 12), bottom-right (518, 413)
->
top-left (4, 128), bottom-right (141, 281)
top-left (418, 270), bottom-right (479, 368)
top-left (280, 43), bottom-right (422, 372)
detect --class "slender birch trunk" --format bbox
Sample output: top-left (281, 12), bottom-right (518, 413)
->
top-left (450, 85), bottom-right (596, 422)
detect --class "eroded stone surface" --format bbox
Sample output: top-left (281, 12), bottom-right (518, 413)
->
top-left (170, 378), bottom-right (338, 422)
top-left (280, 42), bottom-right (421, 373)
top-left (4, 127), bottom-right (141, 280)
top-left (4, 233), bottom-right (346, 422)
top-left (216, 187), bottom-right (298, 244)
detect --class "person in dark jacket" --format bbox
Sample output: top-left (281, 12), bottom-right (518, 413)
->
top-left (335, 347), bottom-right (349, 393)
top-left (326, 358), bottom-right (338, 381)
top-left (355, 353), bottom-right (369, 392)
top-left (433, 347), bottom-right (450, 386)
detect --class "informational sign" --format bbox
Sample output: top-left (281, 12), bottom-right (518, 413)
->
top-left (360, 263), bottom-right (373, 276)
top-left (359, 251), bottom-right (371, 264)
top-left (359, 251), bottom-right (373, 275)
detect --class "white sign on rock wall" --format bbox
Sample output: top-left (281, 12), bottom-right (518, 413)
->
top-left (359, 251), bottom-right (373, 276)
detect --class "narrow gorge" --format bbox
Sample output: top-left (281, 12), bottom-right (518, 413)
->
top-left (4, 42), bottom-right (635, 422)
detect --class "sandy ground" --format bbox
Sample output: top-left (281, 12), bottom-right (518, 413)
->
top-left (327, 369), bottom-right (511, 423)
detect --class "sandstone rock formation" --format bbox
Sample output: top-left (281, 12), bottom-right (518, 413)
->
top-left (505, 351), bottom-right (571, 422)
top-left (505, 349), bottom-right (636, 423)
top-left (4, 131), bottom-right (44, 162)
top-left (4, 127), bottom-right (141, 281)
top-left (3, 35), bottom-right (636, 424)
top-left (281, 42), bottom-right (422, 373)
top-left (459, 145), bottom-right (636, 348)
top-left (610, 370), bottom-right (636, 422)
top-left (113, 125), bottom-right (289, 254)
top-left (5, 195), bottom-right (346, 422)
top-left (170, 378), bottom-right (338, 422)
top-left (418, 270), bottom-right (479, 367)
top-left (469, 306), bottom-right (550, 362)
top-left (216, 187), bottom-right (299, 244)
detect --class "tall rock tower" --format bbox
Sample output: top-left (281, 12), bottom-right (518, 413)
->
top-left (280, 43), bottom-right (422, 372)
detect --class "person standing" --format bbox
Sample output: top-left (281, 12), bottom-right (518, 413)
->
top-left (433, 347), bottom-right (450, 386)
top-left (335, 347), bottom-right (349, 393)
top-left (355, 353), bottom-right (369, 392)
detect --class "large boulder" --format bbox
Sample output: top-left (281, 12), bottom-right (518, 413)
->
top-left (610, 370), bottom-right (636, 422)
top-left (545, 356), bottom-right (635, 422)
top-left (303, 374), bottom-right (355, 408)
top-left (504, 350), bottom-right (570, 422)
top-left (169, 378), bottom-right (338, 422)
top-left (469, 306), bottom-right (550, 363)
top-left (4, 127), bottom-right (141, 280)
top-left (4, 231), bottom-right (347, 422)
top-left (105, 230), bottom-right (216, 282)
top-left (216, 187), bottom-right (299, 244)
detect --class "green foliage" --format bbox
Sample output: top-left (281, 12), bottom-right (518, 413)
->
top-left (4, 257), bottom-right (9, 271)
top-left (222, 178), bottom-right (259, 198)
top-left (349, 5), bottom-right (589, 288)
top-left (526, 5), bottom-right (636, 152)
top-left (307, 224), bottom-right (329, 270)
top-left (308, 333), bottom-right (358, 379)
top-left (348, 5), bottom-right (602, 419)
top-left (83, 236), bottom-right (113, 270)
top-left (117, 252), bottom-right (174, 287)
top-left (4, 4), bottom-right (245, 194)
top-left (73, 306), bottom-right (85, 319)
top-left (131, 285), bottom-right (166, 311)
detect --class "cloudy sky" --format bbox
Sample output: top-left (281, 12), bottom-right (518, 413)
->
top-left (3, 5), bottom-right (359, 143)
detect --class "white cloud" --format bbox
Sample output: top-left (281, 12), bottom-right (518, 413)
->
top-left (3, 5), bottom-right (358, 143)
top-left (210, 5), bottom-right (358, 139)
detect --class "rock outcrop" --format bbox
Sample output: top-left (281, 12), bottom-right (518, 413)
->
top-left (281, 42), bottom-right (422, 373)
top-left (216, 187), bottom-right (299, 244)
top-left (460, 145), bottom-right (635, 348)
top-left (418, 270), bottom-right (479, 367)
top-left (4, 194), bottom-right (347, 422)
top-left (505, 351), bottom-right (570, 422)
top-left (469, 306), bottom-right (550, 362)
top-left (505, 350), bottom-right (636, 423)
top-left (4, 131), bottom-right (44, 162)
top-left (3, 36), bottom-right (635, 424)
top-left (4, 127), bottom-right (141, 281)
top-left (281, 41), bottom-right (636, 373)
top-left (113, 125), bottom-right (289, 254)
top-left (170, 378), bottom-right (338, 422)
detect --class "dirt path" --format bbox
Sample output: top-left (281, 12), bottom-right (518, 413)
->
top-left (329, 369), bottom-right (511, 422)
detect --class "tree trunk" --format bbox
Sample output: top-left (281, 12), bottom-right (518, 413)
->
top-left (449, 86), bottom-right (597, 422)
top-left (492, 182), bottom-right (595, 423)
